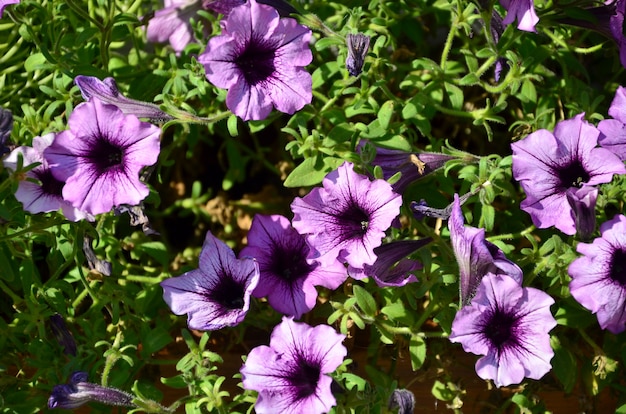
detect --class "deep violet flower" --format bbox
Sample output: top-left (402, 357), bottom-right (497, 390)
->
top-left (512, 114), bottom-right (626, 235)
top-left (345, 33), bottom-right (370, 76)
top-left (49, 314), bottom-right (77, 357)
top-left (500, 0), bottom-right (539, 32)
top-left (565, 185), bottom-right (597, 241)
top-left (240, 316), bottom-right (347, 414)
top-left (161, 231), bottom-right (259, 330)
top-left (348, 239), bottom-right (431, 287)
top-left (3, 134), bottom-right (93, 221)
top-left (0, 0), bottom-right (18, 18)
top-left (48, 372), bottom-right (135, 409)
top-left (240, 214), bottom-right (347, 318)
top-left (598, 85), bottom-right (626, 159)
top-left (449, 194), bottom-right (523, 306)
top-left (198, 0), bottom-right (312, 120)
top-left (291, 162), bottom-right (403, 269)
top-left (449, 274), bottom-right (556, 387)
top-left (44, 98), bottom-right (161, 216)
top-left (568, 214), bottom-right (626, 333)
top-left (74, 76), bottom-right (173, 122)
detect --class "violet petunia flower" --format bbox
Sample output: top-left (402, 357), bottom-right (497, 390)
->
top-left (240, 214), bottom-right (347, 318)
top-left (598, 85), bottom-right (626, 159)
top-left (348, 239), bottom-right (431, 287)
top-left (74, 76), bottom-right (173, 122)
top-left (241, 316), bottom-right (347, 414)
top-left (512, 113), bottom-right (626, 235)
top-left (500, 0), bottom-right (539, 32)
top-left (198, 0), bottom-right (312, 121)
top-left (449, 194), bottom-right (523, 306)
top-left (0, 0), bottom-right (18, 18)
top-left (568, 214), bottom-right (626, 334)
top-left (146, 0), bottom-right (206, 54)
top-left (449, 274), bottom-right (556, 387)
top-left (565, 185), bottom-right (597, 241)
top-left (48, 371), bottom-right (135, 409)
top-left (161, 231), bottom-right (259, 330)
top-left (3, 134), bottom-right (93, 221)
top-left (44, 98), bottom-right (161, 216)
top-left (345, 33), bottom-right (370, 77)
top-left (291, 162), bottom-right (403, 269)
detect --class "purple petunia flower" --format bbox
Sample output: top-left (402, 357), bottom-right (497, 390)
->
top-left (74, 76), bottom-right (173, 122)
top-left (500, 0), bottom-right (539, 32)
top-left (240, 214), bottom-right (347, 318)
top-left (198, 0), bottom-right (312, 120)
top-left (291, 162), bottom-right (403, 269)
top-left (565, 185), bottom-right (597, 241)
top-left (348, 239), bottom-right (430, 287)
top-left (48, 372), bottom-right (135, 409)
top-left (568, 214), bottom-right (626, 333)
top-left (598, 85), bottom-right (626, 159)
top-left (449, 274), bottom-right (556, 387)
top-left (146, 0), bottom-right (206, 54)
top-left (449, 194), bottom-right (523, 306)
top-left (161, 231), bottom-right (259, 330)
top-left (240, 316), bottom-right (347, 414)
top-left (512, 113), bottom-right (626, 235)
top-left (0, 0), bottom-right (18, 18)
top-left (3, 134), bottom-right (93, 221)
top-left (44, 98), bottom-right (161, 216)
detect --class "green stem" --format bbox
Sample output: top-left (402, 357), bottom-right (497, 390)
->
top-left (440, 9), bottom-right (459, 70)
top-left (487, 225), bottom-right (535, 241)
top-left (578, 328), bottom-right (604, 355)
top-left (0, 216), bottom-right (65, 242)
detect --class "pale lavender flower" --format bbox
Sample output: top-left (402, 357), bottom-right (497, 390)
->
top-left (346, 33), bottom-right (370, 76)
top-left (512, 114), bottom-right (626, 235)
top-left (198, 0), bottom-right (312, 120)
top-left (569, 214), bottom-right (626, 334)
top-left (500, 0), bottom-right (539, 32)
top-left (565, 185), bottom-right (597, 241)
top-left (291, 162), bottom-right (402, 269)
top-left (241, 316), bottom-right (347, 414)
top-left (240, 214), bottom-right (347, 318)
top-left (598, 85), bottom-right (626, 159)
top-left (74, 76), bottom-right (173, 122)
top-left (449, 194), bottom-right (523, 306)
top-left (44, 98), bottom-right (161, 216)
top-left (203, 0), bottom-right (245, 15)
top-left (449, 274), bottom-right (556, 387)
top-left (0, 0), bottom-right (18, 18)
top-left (146, 0), bottom-right (205, 54)
top-left (161, 231), bottom-right (259, 330)
top-left (348, 239), bottom-right (430, 287)
top-left (48, 372), bottom-right (135, 409)
top-left (3, 134), bottom-right (93, 221)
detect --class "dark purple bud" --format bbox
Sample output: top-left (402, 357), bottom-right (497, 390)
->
top-left (566, 186), bottom-right (597, 242)
top-left (49, 314), bottom-right (78, 356)
top-left (388, 389), bottom-right (415, 414)
top-left (74, 76), bottom-right (173, 123)
top-left (0, 107), bottom-right (13, 155)
top-left (48, 372), bottom-right (135, 410)
top-left (346, 33), bottom-right (370, 76)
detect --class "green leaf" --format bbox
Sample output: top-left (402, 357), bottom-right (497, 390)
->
top-left (458, 73), bottom-right (480, 86)
top-left (444, 83), bottom-right (464, 110)
top-left (227, 115), bottom-right (239, 137)
top-left (24, 53), bottom-right (49, 72)
top-left (409, 335), bottom-right (426, 370)
top-left (550, 336), bottom-right (577, 393)
top-left (141, 326), bottom-right (172, 356)
top-left (353, 285), bottom-right (376, 317)
top-left (378, 100), bottom-right (394, 130)
top-left (283, 156), bottom-right (344, 187)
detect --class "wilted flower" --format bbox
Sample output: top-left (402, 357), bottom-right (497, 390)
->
top-left (241, 317), bottom-right (347, 414)
top-left (500, 0), bottom-right (539, 32)
top-left (291, 162), bottom-right (402, 269)
top-left (598, 85), bottom-right (626, 159)
top-left (565, 185), bottom-right (597, 241)
top-left (348, 239), bottom-right (431, 287)
top-left (512, 114), bottom-right (625, 235)
top-left (449, 194), bottom-right (523, 306)
top-left (345, 33), bottom-right (370, 76)
top-left (0, 0), bottom-right (19, 18)
top-left (449, 274), bottom-right (556, 387)
top-left (161, 231), bottom-right (259, 330)
top-left (388, 389), bottom-right (415, 414)
top-left (240, 214), bottom-right (347, 318)
top-left (569, 214), bottom-right (626, 334)
top-left (49, 314), bottom-right (77, 357)
top-left (0, 107), bottom-right (13, 155)
top-left (44, 98), bottom-right (161, 216)
top-left (74, 76), bottom-right (173, 122)
top-left (48, 372), bottom-right (135, 409)
top-left (4, 134), bottom-right (93, 221)
top-left (198, 0), bottom-right (312, 120)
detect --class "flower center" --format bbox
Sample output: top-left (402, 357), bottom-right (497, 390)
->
top-left (89, 139), bottom-right (124, 173)
top-left (288, 357), bottom-right (321, 400)
top-left (37, 169), bottom-right (64, 196)
top-left (234, 37), bottom-right (277, 86)
top-left (210, 276), bottom-right (245, 310)
top-left (609, 248), bottom-right (626, 286)
top-left (269, 240), bottom-right (314, 282)
top-left (484, 308), bottom-right (518, 350)
top-left (337, 204), bottom-right (371, 240)
top-left (557, 160), bottom-right (590, 190)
